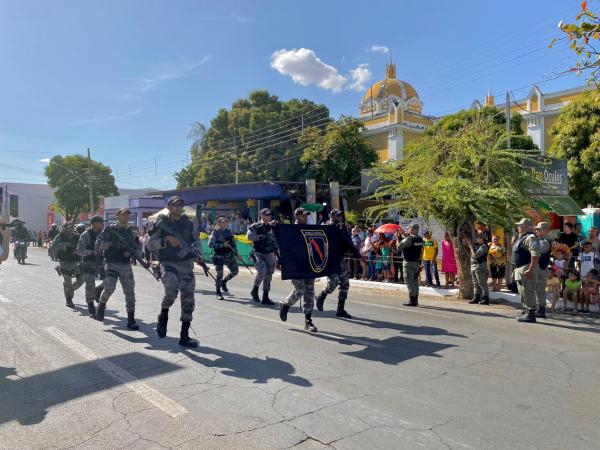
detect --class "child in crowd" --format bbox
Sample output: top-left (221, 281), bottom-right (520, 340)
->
top-left (578, 241), bottom-right (598, 279)
top-left (552, 250), bottom-right (566, 281)
top-left (583, 269), bottom-right (599, 314)
top-left (546, 269), bottom-right (562, 313)
top-left (380, 241), bottom-right (392, 282)
top-left (563, 270), bottom-right (582, 313)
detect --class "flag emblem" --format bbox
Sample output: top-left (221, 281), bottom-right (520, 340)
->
top-left (300, 229), bottom-right (329, 273)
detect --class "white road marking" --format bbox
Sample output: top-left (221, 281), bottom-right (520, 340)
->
top-left (0, 294), bottom-right (14, 303)
top-left (44, 326), bottom-right (188, 418)
top-left (205, 303), bottom-right (385, 349)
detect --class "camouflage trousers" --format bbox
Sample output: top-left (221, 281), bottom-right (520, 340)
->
top-left (322, 257), bottom-right (350, 301)
top-left (253, 252), bottom-right (275, 292)
top-left (284, 279), bottom-right (315, 315)
top-left (160, 259), bottom-right (196, 322)
top-left (535, 267), bottom-right (548, 308)
top-left (100, 262), bottom-right (136, 313)
top-left (514, 265), bottom-right (537, 311)
top-left (59, 261), bottom-right (84, 300)
top-left (471, 263), bottom-right (489, 296)
top-left (81, 262), bottom-right (102, 305)
top-left (213, 253), bottom-right (239, 288)
top-left (403, 261), bottom-right (420, 299)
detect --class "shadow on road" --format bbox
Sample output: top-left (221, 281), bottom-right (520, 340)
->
top-left (0, 353), bottom-right (182, 426)
top-left (337, 316), bottom-right (467, 338)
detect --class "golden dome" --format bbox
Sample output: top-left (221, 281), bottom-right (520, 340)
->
top-left (360, 63), bottom-right (422, 115)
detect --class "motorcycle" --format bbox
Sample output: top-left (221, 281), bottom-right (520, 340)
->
top-left (13, 240), bottom-right (27, 264)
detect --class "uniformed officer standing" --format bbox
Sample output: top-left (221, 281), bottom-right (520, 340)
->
top-left (76, 216), bottom-right (105, 318)
top-left (247, 208), bottom-right (277, 306)
top-left (396, 223), bottom-right (423, 306)
top-left (52, 222), bottom-right (85, 308)
top-left (147, 196), bottom-right (204, 347)
top-left (468, 234), bottom-right (490, 305)
top-left (94, 208), bottom-right (141, 329)
top-left (533, 221), bottom-right (551, 318)
top-left (279, 207), bottom-right (318, 332)
top-left (315, 209), bottom-right (360, 318)
top-left (209, 216), bottom-right (239, 299)
top-left (512, 218), bottom-right (540, 323)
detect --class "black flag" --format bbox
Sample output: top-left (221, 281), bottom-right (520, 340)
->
top-left (274, 224), bottom-right (343, 280)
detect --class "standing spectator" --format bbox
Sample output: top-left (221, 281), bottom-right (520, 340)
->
top-left (374, 233), bottom-right (389, 281)
top-left (574, 222), bottom-right (585, 242)
top-left (362, 228), bottom-right (376, 281)
top-left (469, 234), bottom-right (489, 304)
top-left (422, 230), bottom-right (440, 287)
top-left (589, 227), bottom-right (600, 257)
top-left (488, 235), bottom-right (507, 292)
top-left (441, 232), bottom-right (457, 288)
top-left (37, 230), bottom-right (43, 247)
top-left (559, 222), bottom-right (580, 267)
top-left (139, 229), bottom-right (151, 262)
top-left (351, 227), bottom-right (363, 279)
top-left (391, 229), bottom-right (404, 284)
top-left (578, 241), bottom-right (598, 279)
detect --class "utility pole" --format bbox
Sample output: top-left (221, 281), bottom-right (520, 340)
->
top-left (87, 148), bottom-right (94, 215)
top-left (505, 91), bottom-right (511, 150)
top-left (234, 135), bottom-right (239, 184)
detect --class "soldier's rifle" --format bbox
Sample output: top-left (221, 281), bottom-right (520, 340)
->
top-left (223, 240), bottom-right (254, 275)
top-left (104, 227), bottom-right (160, 282)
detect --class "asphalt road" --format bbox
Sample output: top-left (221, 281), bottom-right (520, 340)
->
top-left (1, 247), bottom-right (599, 450)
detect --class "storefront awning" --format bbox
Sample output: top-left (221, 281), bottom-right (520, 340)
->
top-left (537, 195), bottom-right (584, 216)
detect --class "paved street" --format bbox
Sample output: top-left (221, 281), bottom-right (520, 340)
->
top-left (1, 247), bottom-right (599, 450)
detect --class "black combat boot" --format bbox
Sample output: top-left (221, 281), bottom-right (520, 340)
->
top-left (221, 280), bottom-right (229, 293)
top-left (304, 314), bottom-right (318, 332)
top-left (517, 309), bottom-right (537, 323)
top-left (261, 290), bottom-right (275, 306)
top-left (336, 297), bottom-right (352, 319)
top-left (95, 302), bottom-right (106, 322)
top-left (251, 286), bottom-right (260, 303)
top-left (156, 308), bottom-right (168, 338)
top-left (535, 305), bottom-right (546, 319)
top-left (479, 295), bottom-right (490, 305)
top-left (316, 291), bottom-right (327, 311)
top-left (216, 285), bottom-right (224, 300)
top-left (87, 303), bottom-right (96, 318)
top-left (279, 302), bottom-right (290, 322)
top-left (126, 311), bottom-right (140, 330)
top-left (94, 285), bottom-right (103, 303)
top-left (65, 295), bottom-right (75, 308)
top-left (403, 296), bottom-right (419, 307)
top-left (469, 293), bottom-right (481, 304)
top-left (179, 321), bottom-right (199, 348)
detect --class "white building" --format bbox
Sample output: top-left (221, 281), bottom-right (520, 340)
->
top-left (0, 182), bottom-right (59, 232)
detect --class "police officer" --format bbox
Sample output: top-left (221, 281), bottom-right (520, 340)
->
top-left (279, 207), bottom-right (318, 332)
top-left (315, 209), bottom-right (360, 318)
top-left (468, 234), bottom-right (490, 305)
top-left (95, 208), bottom-right (141, 329)
top-left (52, 221), bottom-right (84, 308)
top-left (147, 196), bottom-right (204, 347)
top-left (48, 223), bottom-right (59, 261)
top-left (512, 218), bottom-right (540, 323)
top-left (533, 221), bottom-right (551, 318)
top-left (209, 216), bottom-right (239, 299)
top-left (396, 223), bottom-right (423, 306)
top-left (76, 216), bottom-right (105, 318)
top-left (75, 223), bottom-right (86, 235)
top-left (247, 208), bottom-right (277, 306)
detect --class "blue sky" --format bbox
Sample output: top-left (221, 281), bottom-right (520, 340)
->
top-left (0, 0), bottom-right (585, 190)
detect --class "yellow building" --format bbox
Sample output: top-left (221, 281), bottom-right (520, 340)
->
top-left (360, 60), bottom-right (593, 159)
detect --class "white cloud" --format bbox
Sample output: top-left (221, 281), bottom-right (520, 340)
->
top-left (271, 48), bottom-right (347, 93)
top-left (71, 108), bottom-right (143, 126)
top-left (39, 158), bottom-right (50, 163)
top-left (137, 56), bottom-right (211, 92)
top-left (347, 64), bottom-right (372, 91)
top-left (370, 45), bottom-right (389, 54)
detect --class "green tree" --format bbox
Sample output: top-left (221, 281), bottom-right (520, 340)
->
top-left (300, 120), bottom-right (378, 185)
top-left (548, 89), bottom-right (600, 206)
top-left (366, 108), bottom-right (538, 298)
top-left (44, 155), bottom-right (118, 220)
top-left (552, 1), bottom-right (600, 84)
top-left (175, 91), bottom-right (330, 187)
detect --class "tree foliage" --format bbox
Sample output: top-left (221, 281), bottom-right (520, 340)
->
top-left (44, 155), bottom-right (118, 220)
top-left (548, 89), bottom-right (600, 206)
top-left (300, 120), bottom-right (378, 185)
top-left (366, 108), bottom-right (538, 298)
top-left (175, 90), bottom-right (331, 187)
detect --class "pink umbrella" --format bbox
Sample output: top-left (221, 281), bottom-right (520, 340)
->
top-left (374, 223), bottom-right (401, 234)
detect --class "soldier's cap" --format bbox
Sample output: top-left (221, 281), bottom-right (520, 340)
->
top-left (167, 196), bottom-right (184, 206)
top-left (329, 208), bottom-right (342, 217)
top-left (515, 218), bottom-right (532, 227)
top-left (260, 208), bottom-right (272, 216)
top-left (294, 207), bottom-right (310, 216)
top-left (216, 216), bottom-right (228, 223)
top-left (533, 221), bottom-right (549, 230)
top-left (117, 208), bottom-right (131, 216)
top-left (90, 215), bottom-right (104, 224)
top-left (408, 222), bottom-right (419, 230)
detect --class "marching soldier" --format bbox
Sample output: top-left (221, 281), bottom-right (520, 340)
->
top-left (512, 218), bottom-right (540, 323)
top-left (76, 216), bottom-right (105, 318)
top-left (468, 234), bottom-right (490, 305)
top-left (396, 223), bottom-right (423, 306)
top-left (209, 216), bottom-right (239, 299)
top-left (247, 208), bottom-right (278, 306)
top-left (48, 223), bottom-right (59, 261)
top-left (533, 222), bottom-right (551, 318)
top-left (52, 222), bottom-right (84, 308)
top-left (279, 207), bottom-right (318, 332)
top-left (94, 208), bottom-right (141, 329)
top-left (147, 196), bottom-right (204, 347)
top-left (315, 209), bottom-right (360, 318)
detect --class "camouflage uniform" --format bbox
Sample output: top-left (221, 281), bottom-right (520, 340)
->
top-left (208, 228), bottom-right (239, 290)
top-left (470, 243), bottom-right (489, 299)
top-left (247, 221), bottom-right (278, 299)
top-left (52, 231), bottom-right (84, 305)
top-left (284, 279), bottom-right (315, 315)
top-left (512, 232), bottom-right (540, 312)
top-left (535, 236), bottom-right (552, 310)
top-left (396, 234), bottom-right (424, 304)
top-left (76, 228), bottom-right (103, 307)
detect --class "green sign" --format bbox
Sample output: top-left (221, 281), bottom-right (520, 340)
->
top-left (522, 156), bottom-right (568, 196)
